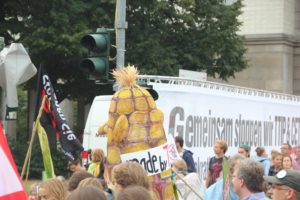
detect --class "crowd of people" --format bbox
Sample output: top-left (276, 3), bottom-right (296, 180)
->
top-left (204, 141), bottom-right (300, 200)
top-left (28, 158), bottom-right (152, 200)
top-left (27, 138), bottom-right (300, 200)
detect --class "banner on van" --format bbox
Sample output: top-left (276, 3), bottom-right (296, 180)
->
top-left (152, 82), bottom-right (300, 181)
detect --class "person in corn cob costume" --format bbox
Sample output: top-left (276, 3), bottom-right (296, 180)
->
top-left (98, 65), bottom-right (175, 200)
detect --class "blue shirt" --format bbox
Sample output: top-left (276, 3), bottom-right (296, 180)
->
top-left (242, 192), bottom-right (266, 200)
top-left (204, 179), bottom-right (240, 200)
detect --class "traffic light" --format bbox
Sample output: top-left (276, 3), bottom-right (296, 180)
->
top-left (80, 28), bottom-right (110, 80)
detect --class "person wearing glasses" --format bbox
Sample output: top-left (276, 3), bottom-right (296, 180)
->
top-left (231, 159), bottom-right (266, 200)
top-left (264, 170), bottom-right (300, 200)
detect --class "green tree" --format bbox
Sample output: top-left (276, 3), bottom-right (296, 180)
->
top-left (1, 0), bottom-right (247, 94)
top-left (16, 87), bottom-right (28, 136)
top-left (126, 0), bottom-right (247, 80)
top-left (0, 0), bottom-right (25, 44)
top-left (1, 0), bottom-right (115, 99)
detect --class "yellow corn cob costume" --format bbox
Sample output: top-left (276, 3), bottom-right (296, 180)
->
top-left (98, 66), bottom-right (175, 200)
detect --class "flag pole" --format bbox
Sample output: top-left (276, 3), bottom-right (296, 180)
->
top-left (21, 96), bottom-right (47, 181)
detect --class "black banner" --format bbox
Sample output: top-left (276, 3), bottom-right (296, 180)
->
top-left (35, 66), bottom-right (83, 161)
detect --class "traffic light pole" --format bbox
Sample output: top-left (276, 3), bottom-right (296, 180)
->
top-left (115, 0), bottom-right (127, 69)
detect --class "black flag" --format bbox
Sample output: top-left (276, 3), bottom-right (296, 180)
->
top-left (35, 66), bottom-right (83, 161)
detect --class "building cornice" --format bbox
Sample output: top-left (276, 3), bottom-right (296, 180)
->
top-left (243, 33), bottom-right (299, 47)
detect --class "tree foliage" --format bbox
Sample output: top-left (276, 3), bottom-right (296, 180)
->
top-left (1, 0), bottom-right (116, 99)
top-left (10, 131), bottom-right (70, 179)
top-left (126, 0), bottom-right (247, 79)
top-left (1, 0), bottom-right (247, 93)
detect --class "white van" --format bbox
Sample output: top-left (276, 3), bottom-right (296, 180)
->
top-left (82, 75), bottom-right (300, 180)
top-left (82, 95), bottom-right (111, 156)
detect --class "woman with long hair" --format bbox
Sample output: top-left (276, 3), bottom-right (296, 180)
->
top-left (87, 148), bottom-right (105, 178)
top-left (38, 178), bottom-right (67, 200)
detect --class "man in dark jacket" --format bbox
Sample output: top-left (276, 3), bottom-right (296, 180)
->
top-left (174, 136), bottom-right (196, 173)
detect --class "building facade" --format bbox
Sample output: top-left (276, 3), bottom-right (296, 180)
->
top-left (210, 0), bottom-right (300, 95)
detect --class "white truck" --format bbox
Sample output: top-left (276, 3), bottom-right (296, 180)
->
top-left (82, 75), bottom-right (300, 180)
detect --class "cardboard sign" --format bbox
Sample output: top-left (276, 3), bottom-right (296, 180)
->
top-left (121, 144), bottom-right (171, 176)
top-left (166, 134), bottom-right (181, 162)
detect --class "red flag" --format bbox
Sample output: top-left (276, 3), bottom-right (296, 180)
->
top-left (0, 122), bottom-right (28, 200)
